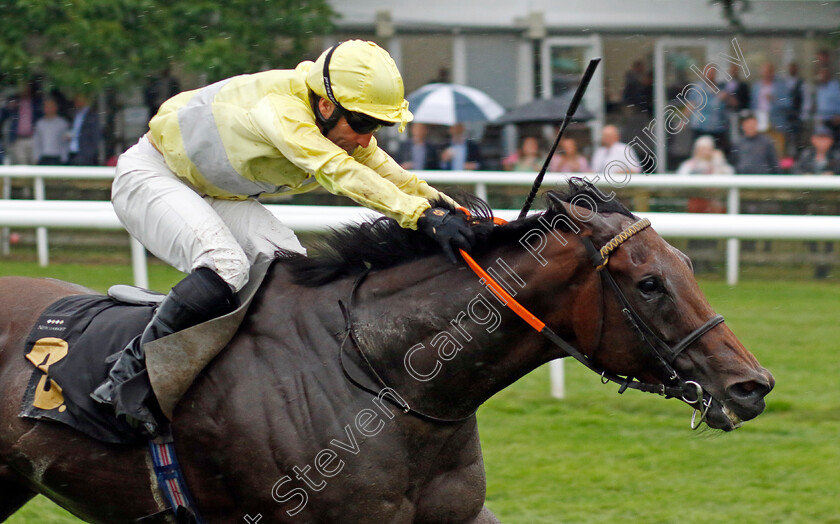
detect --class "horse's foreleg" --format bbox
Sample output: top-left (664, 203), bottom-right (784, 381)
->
top-left (469, 506), bottom-right (501, 523)
top-left (0, 468), bottom-right (36, 521)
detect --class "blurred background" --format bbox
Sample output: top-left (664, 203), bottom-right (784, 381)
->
top-left (1, 2), bottom-right (839, 523)
top-left (1, 0), bottom-right (840, 280)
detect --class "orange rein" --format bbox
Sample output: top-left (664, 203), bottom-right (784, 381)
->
top-left (455, 207), bottom-right (546, 332)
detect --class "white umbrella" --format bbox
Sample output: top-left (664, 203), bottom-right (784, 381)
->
top-left (406, 83), bottom-right (505, 125)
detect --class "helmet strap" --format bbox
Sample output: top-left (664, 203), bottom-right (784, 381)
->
top-left (310, 92), bottom-right (343, 136)
top-left (322, 42), bottom-right (344, 109)
top-left (312, 41), bottom-right (345, 136)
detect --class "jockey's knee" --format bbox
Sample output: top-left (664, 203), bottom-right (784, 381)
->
top-left (198, 247), bottom-right (250, 292)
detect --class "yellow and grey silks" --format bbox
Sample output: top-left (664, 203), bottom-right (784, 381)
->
top-left (148, 63), bottom-right (452, 229)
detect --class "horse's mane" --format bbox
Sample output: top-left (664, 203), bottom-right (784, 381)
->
top-left (281, 179), bottom-right (633, 287)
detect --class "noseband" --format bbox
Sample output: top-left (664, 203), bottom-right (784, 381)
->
top-left (461, 217), bottom-right (724, 430)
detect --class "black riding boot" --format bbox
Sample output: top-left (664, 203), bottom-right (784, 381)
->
top-left (91, 267), bottom-right (239, 436)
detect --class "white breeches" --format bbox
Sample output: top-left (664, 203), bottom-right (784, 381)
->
top-left (112, 136), bottom-right (305, 292)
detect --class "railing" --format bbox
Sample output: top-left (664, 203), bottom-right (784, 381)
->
top-left (0, 166), bottom-right (115, 265)
top-left (4, 167), bottom-right (840, 401)
top-left (3, 166), bottom-right (840, 287)
top-left (3, 200), bottom-right (840, 287)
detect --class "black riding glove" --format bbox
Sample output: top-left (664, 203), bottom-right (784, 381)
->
top-left (417, 207), bottom-right (476, 264)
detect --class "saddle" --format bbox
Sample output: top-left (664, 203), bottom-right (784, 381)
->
top-left (19, 260), bottom-right (272, 444)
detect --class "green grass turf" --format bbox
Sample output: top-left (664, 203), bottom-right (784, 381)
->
top-left (1, 261), bottom-right (838, 523)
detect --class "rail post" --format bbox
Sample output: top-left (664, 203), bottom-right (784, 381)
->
top-left (550, 359), bottom-right (565, 399)
top-left (475, 182), bottom-right (488, 202)
top-left (726, 187), bottom-right (740, 285)
top-left (34, 176), bottom-right (48, 267)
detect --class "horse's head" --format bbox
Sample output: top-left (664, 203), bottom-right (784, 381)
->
top-left (546, 193), bottom-right (774, 431)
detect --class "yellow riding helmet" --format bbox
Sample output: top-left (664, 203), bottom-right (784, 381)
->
top-left (306, 40), bottom-right (413, 131)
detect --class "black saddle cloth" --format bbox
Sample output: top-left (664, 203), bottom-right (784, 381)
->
top-left (20, 294), bottom-right (155, 444)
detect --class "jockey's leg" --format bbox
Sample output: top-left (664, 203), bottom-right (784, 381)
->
top-left (207, 196), bottom-right (306, 260)
top-left (91, 136), bottom-right (248, 435)
top-left (107, 135), bottom-right (254, 292)
top-left (91, 266), bottom-right (238, 434)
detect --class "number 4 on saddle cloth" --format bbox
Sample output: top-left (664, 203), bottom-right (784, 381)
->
top-left (19, 260), bottom-right (272, 444)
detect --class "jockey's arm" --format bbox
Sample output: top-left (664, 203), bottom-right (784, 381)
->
top-left (353, 141), bottom-right (459, 209)
top-left (253, 94), bottom-right (434, 229)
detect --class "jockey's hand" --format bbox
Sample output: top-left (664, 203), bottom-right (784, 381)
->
top-left (418, 207), bottom-right (476, 264)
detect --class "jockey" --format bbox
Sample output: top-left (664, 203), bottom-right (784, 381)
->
top-left (92, 40), bottom-right (475, 434)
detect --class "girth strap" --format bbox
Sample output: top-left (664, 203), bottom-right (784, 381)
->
top-left (149, 438), bottom-right (204, 524)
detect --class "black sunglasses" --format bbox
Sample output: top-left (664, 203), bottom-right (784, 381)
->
top-left (343, 111), bottom-right (392, 135)
top-left (322, 42), bottom-right (394, 135)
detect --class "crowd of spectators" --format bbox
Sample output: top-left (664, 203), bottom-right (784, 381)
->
top-left (2, 50), bottom-right (837, 179)
top-left (385, 52), bottom-right (839, 182)
top-left (0, 55), bottom-right (837, 282)
top-left (619, 51), bottom-right (840, 177)
top-left (1, 81), bottom-right (101, 166)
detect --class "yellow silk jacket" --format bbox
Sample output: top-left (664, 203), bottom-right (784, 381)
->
top-left (148, 62), bottom-right (451, 229)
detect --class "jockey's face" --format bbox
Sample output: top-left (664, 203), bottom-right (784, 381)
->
top-left (318, 98), bottom-right (375, 153)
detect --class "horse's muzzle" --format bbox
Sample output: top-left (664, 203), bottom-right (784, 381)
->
top-left (723, 369), bottom-right (775, 423)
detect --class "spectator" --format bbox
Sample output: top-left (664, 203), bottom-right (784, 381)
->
top-left (3, 83), bottom-right (43, 165)
top-left (622, 60), bottom-right (652, 114)
top-left (439, 123), bottom-right (481, 170)
top-left (677, 135), bottom-right (732, 211)
top-left (815, 48), bottom-right (832, 71)
top-left (68, 93), bottom-right (101, 165)
top-left (552, 137), bottom-right (590, 173)
top-left (395, 123), bottom-right (439, 170)
top-left (591, 124), bottom-right (640, 175)
top-left (677, 135), bottom-right (732, 270)
top-left (502, 136), bottom-right (544, 172)
top-left (751, 63), bottom-right (790, 152)
top-left (621, 60), bottom-right (653, 154)
top-left (814, 67), bottom-right (840, 145)
top-left (730, 111), bottom-right (779, 174)
top-left (689, 67), bottom-right (729, 154)
top-left (678, 134), bottom-right (732, 211)
top-left (794, 126), bottom-right (840, 175)
top-left (794, 125), bottom-right (838, 279)
top-left (144, 67), bottom-right (181, 118)
top-left (678, 135), bottom-right (734, 176)
top-left (33, 98), bottom-right (70, 165)
top-left (723, 62), bottom-right (752, 151)
top-left (723, 62), bottom-right (751, 112)
top-left (785, 62), bottom-right (807, 156)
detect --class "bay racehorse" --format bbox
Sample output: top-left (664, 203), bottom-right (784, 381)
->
top-left (0, 183), bottom-right (773, 522)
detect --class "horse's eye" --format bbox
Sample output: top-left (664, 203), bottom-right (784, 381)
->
top-left (638, 277), bottom-right (661, 295)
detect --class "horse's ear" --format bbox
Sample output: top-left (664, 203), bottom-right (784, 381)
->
top-left (548, 195), bottom-right (613, 241)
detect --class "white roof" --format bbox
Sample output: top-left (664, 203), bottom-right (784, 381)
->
top-left (330, 0), bottom-right (840, 32)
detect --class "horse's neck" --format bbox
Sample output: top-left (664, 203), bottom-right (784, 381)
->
top-left (351, 246), bottom-right (584, 420)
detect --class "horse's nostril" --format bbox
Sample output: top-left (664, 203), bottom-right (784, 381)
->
top-left (728, 380), bottom-right (771, 403)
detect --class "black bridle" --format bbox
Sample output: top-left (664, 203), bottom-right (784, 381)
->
top-left (578, 218), bottom-right (724, 427)
top-left (461, 217), bottom-right (725, 430)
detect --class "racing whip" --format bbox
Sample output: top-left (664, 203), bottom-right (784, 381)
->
top-left (518, 57), bottom-right (601, 219)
